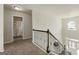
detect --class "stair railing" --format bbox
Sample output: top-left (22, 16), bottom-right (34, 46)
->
top-left (33, 29), bottom-right (64, 54)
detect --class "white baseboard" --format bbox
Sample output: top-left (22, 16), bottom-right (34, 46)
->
top-left (32, 41), bottom-right (47, 53)
top-left (4, 40), bottom-right (14, 44)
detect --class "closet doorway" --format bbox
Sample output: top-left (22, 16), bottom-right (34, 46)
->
top-left (13, 16), bottom-right (23, 41)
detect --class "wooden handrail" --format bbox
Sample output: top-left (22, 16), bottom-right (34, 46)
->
top-left (33, 29), bottom-right (47, 33)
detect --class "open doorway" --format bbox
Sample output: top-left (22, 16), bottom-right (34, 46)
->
top-left (13, 16), bottom-right (23, 41)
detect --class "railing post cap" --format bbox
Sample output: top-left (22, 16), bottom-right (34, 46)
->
top-left (47, 29), bottom-right (49, 33)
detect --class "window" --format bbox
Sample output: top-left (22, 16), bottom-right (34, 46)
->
top-left (67, 21), bottom-right (76, 30)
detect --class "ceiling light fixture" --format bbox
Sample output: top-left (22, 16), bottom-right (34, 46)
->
top-left (14, 6), bottom-right (22, 11)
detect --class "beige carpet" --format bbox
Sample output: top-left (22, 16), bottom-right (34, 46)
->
top-left (0, 39), bottom-right (46, 55)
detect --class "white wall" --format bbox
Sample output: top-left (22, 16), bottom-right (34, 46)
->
top-left (0, 4), bottom-right (4, 52)
top-left (61, 5), bottom-right (79, 55)
top-left (4, 8), bottom-right (32, 43)
top-left (62, 17), bottom-right (79, 43)
top-left (32, 8), bottom-right (62, 43)
top-left (62, 17), bottom-right (79, 55)
top-left (32, 6), bottom-right (63, 53)
top-left (61, 5), bottom-right (79, 43)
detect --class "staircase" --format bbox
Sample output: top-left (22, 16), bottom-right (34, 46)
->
top-left (33, 29), bottom-right (71, 55)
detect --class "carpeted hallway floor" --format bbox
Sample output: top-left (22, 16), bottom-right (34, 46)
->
top-left (0, 39), bottom-right (46, 55)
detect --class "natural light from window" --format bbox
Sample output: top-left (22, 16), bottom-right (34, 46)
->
top-left (67, 21), bottom-right (76, 30)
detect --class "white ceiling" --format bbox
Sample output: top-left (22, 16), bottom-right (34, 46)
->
top-left (19, 4), bottom-right (79, 10)
top-left (4, 4), bottom-right (79, 16)
top-left (4, 4), bottom-right (79, 11)
top-left (4, 4), bottom-right (32, 15)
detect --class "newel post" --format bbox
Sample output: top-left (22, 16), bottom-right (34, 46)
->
top-left (46, 29), bottom-right (50, 53)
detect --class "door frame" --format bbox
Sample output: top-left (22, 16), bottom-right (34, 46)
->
top-left (12, 16), bottom-right (24, 41)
